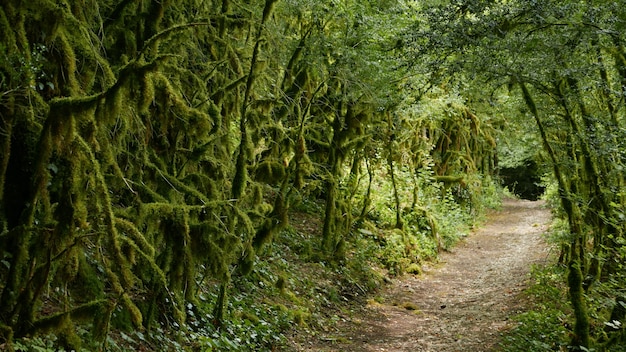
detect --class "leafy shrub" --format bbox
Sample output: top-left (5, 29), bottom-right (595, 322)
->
top-left (499, 265), bottom-right (571, 351)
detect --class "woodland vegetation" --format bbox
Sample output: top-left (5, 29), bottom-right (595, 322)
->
top-left (0, 0), bottom-right (624, 351)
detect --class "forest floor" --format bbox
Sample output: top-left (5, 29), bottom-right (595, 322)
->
top-left (286, 197), bottom-right (554, 351)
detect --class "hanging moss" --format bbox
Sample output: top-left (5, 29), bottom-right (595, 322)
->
top-left (231, 150), bottom-right (248, 200)
top-left (145, 159), bottom-right (210, 204)
top-left (227, 44), bottom-right (244, 75)
top-left (134, 181), bottom-right (169, 203)
top-left (68, 251), bottom-right (105, 301)
top-left (57, 317), bottom-right (81, 352)
top-left (57, 247), bottom-right (81, 285)
top-left (255, 160), bottom-right (286, 184)
top-left (115, 218), bottom-right (156, 258)
top-left (52, 29), bottom-right (80, 96)
top-left (238, 244), bottom-right (255, 276)
top-left (120, 293), bottom-right (142, 328)
top-left (73, 136), bottom-right (143, 331)
top-left (0, 8), bottom-right (16, 52)
top-left (0, 0), bottom-right (176, 346)
top-left (1, 0), bottom-right (482, 347)
top-left (251, 220), bottom-right (274, 251)
top-left (91, 300), bottom-right (114, 343)
top-left (28, 299), bottom-right (105, 336)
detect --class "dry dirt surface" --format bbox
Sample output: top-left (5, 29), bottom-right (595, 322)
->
top-left (290, 198), bottom-right (553, 352)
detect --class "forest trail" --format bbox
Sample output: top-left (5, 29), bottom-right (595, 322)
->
top-left (292, 198), bottom-right (553, 351)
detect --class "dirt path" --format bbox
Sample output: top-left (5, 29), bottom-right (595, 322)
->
top-left (293, 198), bottom-right (553, 352)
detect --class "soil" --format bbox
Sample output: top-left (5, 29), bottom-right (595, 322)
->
top-left (288, 198), bottom-right (553, 352)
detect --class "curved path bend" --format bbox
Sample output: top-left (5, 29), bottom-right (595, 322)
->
top-left (295, 198), bottom-right (553, 352)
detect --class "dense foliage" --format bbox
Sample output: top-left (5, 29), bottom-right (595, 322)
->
top-left (1, 0), bottom-right (624, 351)
top-left (409, 0), bottom-right (626, 350)
top-left (0, 0), bottom-right (499, 350)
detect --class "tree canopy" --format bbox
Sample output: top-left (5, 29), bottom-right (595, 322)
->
top-left (411, 0), bottom-right (626, 348)
top-left (1, 0), bottom-right (624, 350)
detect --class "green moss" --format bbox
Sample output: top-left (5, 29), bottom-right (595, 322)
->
top-left (239, 246), bottom-right (255, 276)
top-left (54, 29), bottom-right (80, 95)
top-left (57, 318), bottom-right (81, 352)
top-left (290, 308), bottom-right (310, 326)
top-left (145, 160), bottom-right (210, 204)
top-left (58, 247), bottom-right (80, 283)
top-left (71, 252), bottom-right (105, 300)
top-left (406, 263), bottom-right (422, 275)
top-left (401, 302), bottom-right (420, 311)
top-left (333, 238), bottom-right (346, 261)
top-left (240, 311), bottom-right (260, 324)
top-left (121, 293), bottom-right (143, 328)
top-left (275, 274), bottom-right (287, 293)
top-left (252, 221), bottom-right (274, 250)
top-left (255, 160), bottom-right (286, 184)
top-left (228, 45), bottom-right (243, 75)
top-left (29, 300), bottom-right (104, 335)
top-left (231, 160), bottom-right (247, 199)
top-left (568, 259), bottom-right (590, 348)
top-left (0, 7), bottom-right (16, 51)
top-left (115, 217), bottom-right (156, 257)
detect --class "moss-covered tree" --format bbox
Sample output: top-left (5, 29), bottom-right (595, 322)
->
top-left (408, 0), bottom-right (626, 348)
top-left (0, 0), bottom-right (510, 349)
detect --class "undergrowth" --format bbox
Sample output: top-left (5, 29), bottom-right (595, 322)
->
top-left (499, 218), bottom-right (626, 352)
top-left (499, 180), bottom-right (626, 352)
top-left (9, 176), bottom-right (501, 351)
top-left (499, 264), bottom-right (571, 352)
